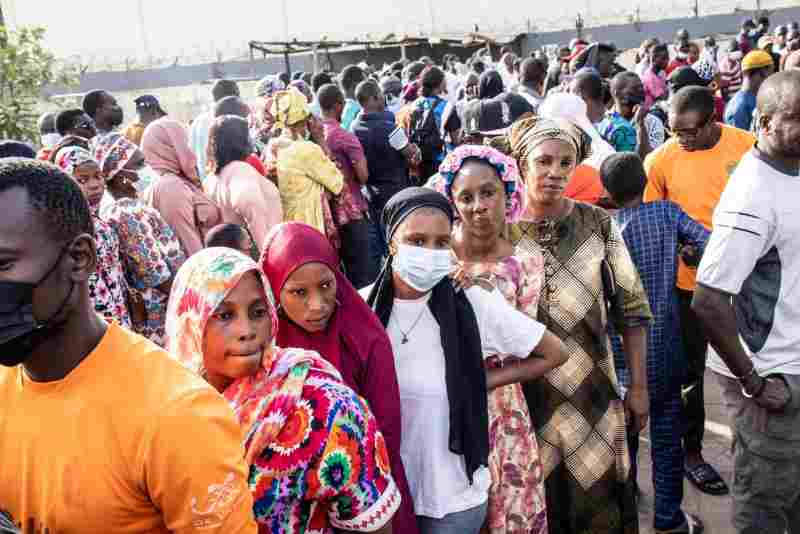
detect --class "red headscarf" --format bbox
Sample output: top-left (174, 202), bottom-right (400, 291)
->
top-left (259, 222), bottom-right (385, 377)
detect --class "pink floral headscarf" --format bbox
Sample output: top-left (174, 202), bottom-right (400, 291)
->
top-left (54, 146), bottom-right (96, 176)
top-left (165, 247), bottom-right (341, 464)
top-left (438, 144), bottom-right (525, 222)
top-left (141, 118), bottom-right (200, 185)
top-left (93, 133), bottom-right (139, 182)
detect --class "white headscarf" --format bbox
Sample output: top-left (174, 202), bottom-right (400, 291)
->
top-left (538, 92), bottom-right (616, 170)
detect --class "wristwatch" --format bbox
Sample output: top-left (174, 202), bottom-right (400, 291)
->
top-left (738, 367), bottom-right (765, 399)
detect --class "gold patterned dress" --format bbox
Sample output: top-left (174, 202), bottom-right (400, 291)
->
top-left (459, 251), bottom-right (549, 534)
top-left (510, 202), bottom-right (652, 534)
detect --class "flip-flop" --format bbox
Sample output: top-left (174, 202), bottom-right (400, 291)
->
top-left (655, 512), bottom-right (704, 534)
top-left (685, 463), bottom-right (729, 496)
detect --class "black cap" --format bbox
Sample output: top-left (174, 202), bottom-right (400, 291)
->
top-left (775, 25), bottom-right (788, 36)
top-left (463, 93), bottom-right (534, 136)
top-left (134, 94), bottom-right (164, 112)
top-left (668, 66), bottom-right (710, 92)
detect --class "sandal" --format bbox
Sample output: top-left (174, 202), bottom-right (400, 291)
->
top-left (655, 512), bottom-right (704, 533)
top-left (685, 463), bottom-right (729, 495)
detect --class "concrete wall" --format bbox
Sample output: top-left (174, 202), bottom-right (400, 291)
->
top-left (521, 5), bottom-right (800, 54)
top-left (44, 41), bottom-right (503, 98)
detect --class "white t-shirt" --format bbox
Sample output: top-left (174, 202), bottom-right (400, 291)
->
top-left (697, 150), bottom-right (800, 377)
top-left (359, 284), bottom-right (546, 518)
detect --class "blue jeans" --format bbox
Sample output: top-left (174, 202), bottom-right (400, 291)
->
top-left (367, 207), bottom-right (388, 276)
top-left (417, 501), bottom-right (488, 534)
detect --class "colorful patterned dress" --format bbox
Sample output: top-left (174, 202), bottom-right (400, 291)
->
top-left (102, 198), bottom-right (186, 346)
top-left (165, 248), bottom-right (400, 534)
top-left (90, 216), bottom-right (132, 329)
top-left (510, 202), bottom-right (652, 534)
top-left (459, 253), bottom-right (549, 534)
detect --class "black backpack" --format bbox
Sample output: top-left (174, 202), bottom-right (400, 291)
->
top-left (409, 99), bottom-right (445, 182)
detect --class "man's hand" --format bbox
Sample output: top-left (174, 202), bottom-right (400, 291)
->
top-left (633, 103), bottom-right (650, 127)
top-left (625, 385), bottom-right (650, 433)
top-left (754, 376), bottom-right (792, 413)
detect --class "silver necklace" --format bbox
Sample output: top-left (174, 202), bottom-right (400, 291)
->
top-left (393, 305), bottom-right (428, 344)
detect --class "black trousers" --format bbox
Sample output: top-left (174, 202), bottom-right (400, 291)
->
top-left (339, 218), bottom-right (377, 290)
top-left (677, 288), bottom-right (708, 455)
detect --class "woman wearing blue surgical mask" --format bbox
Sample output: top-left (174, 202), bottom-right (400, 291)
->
top-left (363, 187), bottom-right (568, 534)
top-left (93, 133), bottom-right (186, 346)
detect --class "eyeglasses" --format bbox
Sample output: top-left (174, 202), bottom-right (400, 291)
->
top-left (73, 118), bottom-right (95, 130)
top-left (670, 113), bottom-right (714, 138)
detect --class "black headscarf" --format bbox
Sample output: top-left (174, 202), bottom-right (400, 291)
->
top-left (366, 187), bottom-right (489, 484)
top-left (478, 70), bottom-right (505, 100)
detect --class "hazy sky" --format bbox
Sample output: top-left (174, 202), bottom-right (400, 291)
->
top-left (9, 0), bottom-right (612, 61)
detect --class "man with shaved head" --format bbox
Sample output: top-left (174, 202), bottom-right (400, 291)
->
top-left (693, 70), bottom-right (800, 533)
top-left (516, 57), bottom-right (547, 112)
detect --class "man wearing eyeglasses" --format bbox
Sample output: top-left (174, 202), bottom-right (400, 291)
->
top-left (54, 109), bottom-right (97, 141)
top-left (643, 85), bottom-right (755, 497)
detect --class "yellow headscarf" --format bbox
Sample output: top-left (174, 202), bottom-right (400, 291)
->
top-left (509, 116), bottom-right (592, 168)
top-left (269, 87), bottom-right (311, 130)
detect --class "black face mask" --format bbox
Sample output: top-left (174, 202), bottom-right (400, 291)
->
top-left (0, 248), bottom-right (74, 367)
top-left (622, 93), bottom-right (646, 106)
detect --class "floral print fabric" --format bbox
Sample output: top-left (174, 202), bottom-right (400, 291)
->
top-left (164, 248), bottom-right (400, 533)
top-left (459, 254), bottom-right (548, 534)
top-left (90, 216), bottom-right (132, 329)
top-left (102, 197), bottom-right (185, 345)
top-left (439, 144), bottom-right (525, 223)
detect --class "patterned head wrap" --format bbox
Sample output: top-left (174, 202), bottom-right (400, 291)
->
top-left (255, 75), bottom-right (286, 98)
top-left (165, 247), bottom-right (340, 464)
top-left (92, 133), bottom-right (139, 182)
top-left (438, 144), bottom-right (525, 222)
top-left (270, 87), bottom-right (311, 130)
top-left (692, 56), bottom-right (718, 83)
top-left (54, 146), bottom-right (97, 176)
top-left (509, 116), bottom-right (592, 169)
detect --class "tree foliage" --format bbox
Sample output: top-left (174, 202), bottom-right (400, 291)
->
top-left (0, 26), bottom-right (78, 143)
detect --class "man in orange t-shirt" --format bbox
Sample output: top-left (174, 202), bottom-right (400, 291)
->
top-left (0, 159), bottom-right (257, 534)
top-left (644, 86), bottom-right (755, 496)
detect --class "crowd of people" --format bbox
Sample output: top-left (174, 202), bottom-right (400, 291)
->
top-left (1, 14), bottom-right (799, 534)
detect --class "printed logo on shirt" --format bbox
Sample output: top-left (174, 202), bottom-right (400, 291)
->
top-left (190, 472), bottom-right (244, 529)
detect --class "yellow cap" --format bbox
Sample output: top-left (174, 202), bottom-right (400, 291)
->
top-left (742, 50), bottom-right (774, 72)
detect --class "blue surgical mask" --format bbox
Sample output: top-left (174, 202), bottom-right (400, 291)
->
top-left (393, 243), bottom-right (453, 292)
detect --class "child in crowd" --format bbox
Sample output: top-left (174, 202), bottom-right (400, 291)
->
top-left (204, 223), bottom-right (254, 257)
top-left (601, 152), bottom-right (709, 534)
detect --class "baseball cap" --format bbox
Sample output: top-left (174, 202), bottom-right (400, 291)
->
top-left (134, 94), bottom-right (164, 112)
top-left (462, 93), bottom-right (534, 136)
top-left (775, 25), bottom-right (789, 36)
top-left (742, 50), bottom-right (775, 71)
top-left (668, 66), bottom-right (710, 92)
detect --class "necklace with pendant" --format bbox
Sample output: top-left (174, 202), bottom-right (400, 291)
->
top-left (394, 305), bottom-right (428, 344)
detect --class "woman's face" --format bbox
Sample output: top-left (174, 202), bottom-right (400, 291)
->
top-left (451, 160), bottom-right (506, 239)
top-left (203, 272), bottom-right (272, 388)
top-left (280, 262), bottom-right (337, 333)
top-left (391, 208), bottom-right (452, 252)
top-left (524, 139), bottom-right (577, 206)
top-left (72, 162), bottom-right (105, 207)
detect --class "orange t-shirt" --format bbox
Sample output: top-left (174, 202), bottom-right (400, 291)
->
top-left (0, 323), bottom-right (257, 534)
top-left (643, 124), bottom-right (756, 290)
top-left (564, 164), bottom-right (604, 204)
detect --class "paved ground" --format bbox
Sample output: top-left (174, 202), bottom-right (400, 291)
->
top-left (636, 370), bottom-right (735, 533)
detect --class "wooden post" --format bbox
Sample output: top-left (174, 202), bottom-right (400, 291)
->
top-left (284, 48), bottom-right (291, 78)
